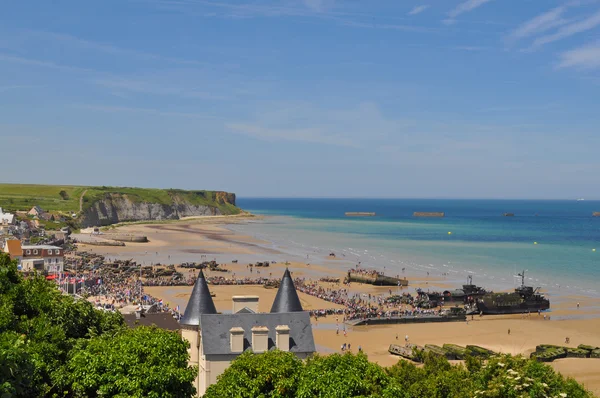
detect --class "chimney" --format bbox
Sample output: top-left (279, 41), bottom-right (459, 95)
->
top-left (230, 327), bottom-right (244, 353)
top-left (275, 325), bottom-right (290, 351)
top-left (251, 326), bottom-right (269, 353)
top-left (232, 296), bottom-right (259, 313)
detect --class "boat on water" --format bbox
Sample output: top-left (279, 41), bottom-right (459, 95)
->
top-left (421, 275), bottom-right (489, 304)
top-left (475, 271), bottom-right (549, 315)
top-left (577, 198), bottom-right (585, 201)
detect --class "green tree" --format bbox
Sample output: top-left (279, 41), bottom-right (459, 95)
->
top-left (1, 253), bottom-right (196, 397)
top-left (61, 326), bottom-right (197, 398)
top-left (59, 190), bottom-right (69, 200)
top-left (296, 352), bottom-right (390, 398)
top-left (204, 350), bottom-right (302, 398)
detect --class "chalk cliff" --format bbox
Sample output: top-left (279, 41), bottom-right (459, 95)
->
top-left (80, 190), bottom-right (238, 227)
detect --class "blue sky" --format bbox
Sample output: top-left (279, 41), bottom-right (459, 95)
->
top-left (1, 0), bottom-right (600, 198)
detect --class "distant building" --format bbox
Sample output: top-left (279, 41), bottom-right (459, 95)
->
top-left (28, 206), bottom-right (45, 217)
top-left (0, 207), bottom-right (16, 225)
top-left (3, 240), bottom-right (24, 266)
top-left (181, 269), bottom-right (315, 396)
top-left (20, 244), bottom-right (64, 273)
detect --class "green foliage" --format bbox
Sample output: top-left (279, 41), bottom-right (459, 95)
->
top-left (61, 326), bottom-right (197, 398)
top-left (208, 350), bottom-right (593, 398)
top-left (296, 353), bottom-right (390, 397)
top-left (0, 253), bottom-right (196, 397)
top-left (0, 184), bottom-right (85, 213)
top-left (204, 350), bottom-right (302, 398)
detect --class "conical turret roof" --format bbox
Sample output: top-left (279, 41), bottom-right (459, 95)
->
top-left (180, 270), bottom-right (217, 326)
top-left (270, 268), bottom-right (304, 313)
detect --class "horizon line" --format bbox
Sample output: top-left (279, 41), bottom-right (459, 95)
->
top-left (238, 196), bottom-right (600, 201)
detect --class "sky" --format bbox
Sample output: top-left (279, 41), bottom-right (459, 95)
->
top-left (1, 0), bottom-right (600, 199)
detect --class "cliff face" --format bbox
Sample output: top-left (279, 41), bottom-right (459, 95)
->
top-left (80, 191), bottom-right (238, 227)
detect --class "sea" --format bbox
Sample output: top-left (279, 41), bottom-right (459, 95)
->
top-left (231, 198), bottom-right (600, 299)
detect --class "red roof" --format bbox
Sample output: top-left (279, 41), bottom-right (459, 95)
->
top-left (5, 240), bottom-right (23, 257)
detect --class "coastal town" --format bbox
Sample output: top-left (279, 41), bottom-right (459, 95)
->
top-left (2, 194), bottom-right (600, 396)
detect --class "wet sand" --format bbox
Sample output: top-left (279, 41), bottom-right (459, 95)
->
top-left (91, 218), bottom-right (600, 395)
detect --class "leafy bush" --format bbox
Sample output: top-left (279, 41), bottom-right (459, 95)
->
top-left (0, 253), bottom-right (196, 397)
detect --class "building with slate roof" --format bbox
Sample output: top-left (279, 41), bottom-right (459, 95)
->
top-left (180, 268), bottom-right (315, 396)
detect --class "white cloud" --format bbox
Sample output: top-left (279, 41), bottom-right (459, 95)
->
top-left (448, 0), bottom-right (493, 19)
top-left (21, 29), bottom-right (206, 66)
top-left (93, 74), bottom-right (230, 100)
top-left (558, 42), bottom-right (600, 69)
top-left (227, 123), bottom-right (359, 147)
top-left (303, 0), bottom-right (335, 13)
top-left (0, 53), bottom-right (95, 74)
top-left (409, 5), bottom-right (429, 16)
top-left (452, 45), bottom-right (487, 51)
top-left (73, 104), bottom-right (218, 119)
top-left (533, 9), bottom-right (600, 47)
top-left (507, 6), bottom-right (568, 42)
top-left (226, 102), bottom-right (405, 148)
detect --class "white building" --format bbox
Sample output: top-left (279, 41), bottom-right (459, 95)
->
top-left (0, 207), bottom-right (16, 225)
top-left (180, 269), bottom-right (315, 396)
top-left (20, 244), bottom-right (64, 273)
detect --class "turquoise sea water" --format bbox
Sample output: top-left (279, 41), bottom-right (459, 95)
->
top-left (233, 199), bottom-right (600, 297)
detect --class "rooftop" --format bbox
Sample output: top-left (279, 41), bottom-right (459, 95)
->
top-left (180, 270), bottom-right (217, 326)
top-left (21, 245), bottom-right (62, 250)
top-left (270, 268), bottom-right (304, 313)
top-left (199, 311), bottom-right (315, 355)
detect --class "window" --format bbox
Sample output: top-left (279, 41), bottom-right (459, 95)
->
top-left (33, 249), bottom-right (38, 255)
top-left (26, 250), bottom-right (31, 255)
top-left (56, 250), bottom-right (60, 255)
top-left (48, 250), bottom-right (53, 255)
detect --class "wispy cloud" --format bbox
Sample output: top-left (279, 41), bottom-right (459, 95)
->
top-left (227, 123), bottom-right (359, 148)
top-left (558, 42), bottom-right (600, 69)
top-left (20, 29), bottom-right (206, 66)
top-left (226, 102), bottom-right (406, 148)
top-left (506, 5), bottom-right (569, 43)
top-left (533, 8), bottom-right (600, 47)
top-left (0, 85), bottom-right (42, 92)
top-left (73, 104), bottom-right (218, 118)
top-left (139, 0), bottom-right (431, 32)
top-left (447, 0), bottom-right (493, 19)
top-left (452, 45), bottom-right (488, 51)
top-left (93, 75), bottom-right (230, 100)
top-left (338, 19), bottom-right (433, 32)
top-left (0, 53), bottom-right (96, 74)
top-left (303, 0), bottom-right (335, 13)
top-left (408, 5), bottom-right (429, 16)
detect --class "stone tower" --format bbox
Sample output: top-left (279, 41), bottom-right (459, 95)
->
top-left (180, 270), bottom-right (217, 395)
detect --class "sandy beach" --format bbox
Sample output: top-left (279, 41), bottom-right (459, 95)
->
top-left (85, 218), bottom-right (600, 395)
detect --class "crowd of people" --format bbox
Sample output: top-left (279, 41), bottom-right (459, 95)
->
top-left (293, 278), bottom-right (442, 321)
top-left (64, 247), bottom-right (447, 323)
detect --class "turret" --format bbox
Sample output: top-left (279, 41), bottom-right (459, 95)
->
top-left (180, 270), bottom-right (217, 326)
top-left (270, 268), bottom-right (303, 313)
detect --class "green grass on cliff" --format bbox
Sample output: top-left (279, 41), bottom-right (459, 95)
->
top-left (0, 184), bottom-right (85, 213)
top-left (0, 184), bottom-right (240, 215)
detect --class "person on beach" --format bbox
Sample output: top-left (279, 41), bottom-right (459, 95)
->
top-left (508, 328), bottom-right (511, 335)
